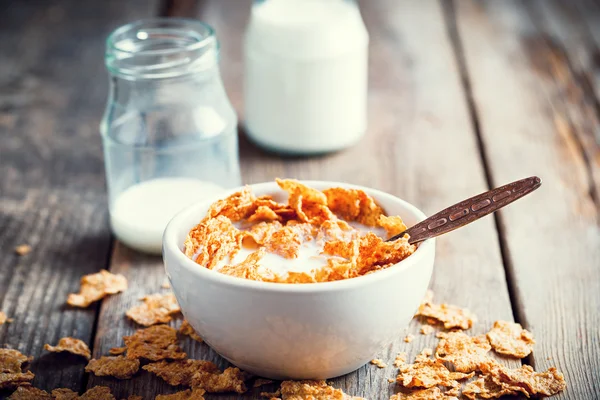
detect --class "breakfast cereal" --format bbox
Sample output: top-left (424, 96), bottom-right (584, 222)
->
top-left (0, 349), bottom-right (34, 389)
top-left (184, 179), bottom-right (415, 283)
top-left (155, 389), bottom-right (206, 400)
top-left (394, 352), bottom-right (408, 367)
top-left (420, 325), bottom-right (434, 335)
top-left (77, 386), bottom-right (115, 400)
top-left (143, 360), bottom-right (220, 386)
top-left (44, 337), bottom-right (91, 359)
top-left (462, 361), bottom-right (566, 399)
top-left (178, 320), bottom-right (203, 342)
top-left (108, 347), bottom-right (126, 355)
top-left (486, 320), bottom-right (535, 358)
top-left (190, 366), bottom-right (248, 393)
top-left (390, 387), bottom-right (458, 400)
top-left (434, 331), bottom-right (491, 373)
top-left (396, 351), bottom-right (473, 390)
top-left (67, 270), bottom-right (127, 308)
top-left (7, 386), bottom-right (52, 399)
top-left (254, 379), bottom-right (274, 387)
top-left (126, 293), bottom-right (181, 326)
top-left (404, 334), bottom-right (415, 343)
top-left (371, 359), bottom-right (388, 368)
top-left (415, 292), bottom-right (476, 330)
top-left (14, 245), bottom-right (31, 256)
top-left (124, 325), bottom-right (186, 361)
top-left (276, 380), bottom-right (364, 399)
top-left (85, 356), bottom-right (140, 379)
top-left (0, 311), bottom-right (12, 325)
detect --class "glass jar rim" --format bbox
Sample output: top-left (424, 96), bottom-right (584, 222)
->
top-left (105, 18), bottom-right (219, 79)
top-left (106, 18), bottom-right (216, 55)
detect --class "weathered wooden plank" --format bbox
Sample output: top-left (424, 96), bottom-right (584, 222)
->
top-left (0, 0), bottom-right (157, 394)
top-left (453, 1), bottom-right (600, 398)
top-left (90, 1), bottom-right (519, 399)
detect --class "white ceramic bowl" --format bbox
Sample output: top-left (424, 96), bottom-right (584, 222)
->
top-left (163, 181), bottom-right (435, 380)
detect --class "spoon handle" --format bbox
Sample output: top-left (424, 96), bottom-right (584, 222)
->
top-left (387, 176), bottom-right (542, 244)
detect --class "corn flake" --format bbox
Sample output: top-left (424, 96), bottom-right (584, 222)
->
top-left (67, 270), bottom-right (127, 308)
top-left (435, 331), bottom-right (491, 373)
top-left (109, 347), bottom-right (127, 355)
top-left (394, 352), bottom-right (408, 367)
top-left (404, 335), bottom-right (414, 343)
top-left (415, 293), bottom-right (476, 330)
top-left (143, 359), bottom-right (219, 386)
top-left (126, 293), bottom-right (181, 326)
top-left (0, 312), bottom-right (12, 325)
top-left (390, 387), bottom-right (458, 400)
top-left (486, 320), bottom-right (535, 358)
top-left (78, 386), bottom-right (116, 400)
top-left (124, 325), bottom-right (186, 361)
top-left (0, 348), bottom-right (34, 389)
top-left (370, 359), bottom-right (387, 368)
top-left (44, 337), bottom-right (91, 359)
top-left (179, 320), bottom-right (203, 342)
top-left (190, 366), bottom-right (248, 393)
top-left (396, 352), bottom-right (473, 389)
top-left (419, 325), bottom-right (434, 336)
top-left (14, 245), bottom-right (31, 256)
top-left (254, 379), bottom-right (274, 388)
top-left (155, 389), bottom-right (206, 400)
top-left (278, 380), bottom-right (364, 399)
top-left (85, 356), bottom-right (140, 379)
top-left (7, 386), bottom-right (52, 399)
top-left (474, 361), bottom-right (567, 398)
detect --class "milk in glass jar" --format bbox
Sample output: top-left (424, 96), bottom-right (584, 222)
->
top-left (244, 0), bottom-right (369, 154)
top-left (101, 19), bottom-right (241, 254)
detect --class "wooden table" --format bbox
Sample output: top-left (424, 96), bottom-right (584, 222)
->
top-left (1, 0), bottom-right (599, 399)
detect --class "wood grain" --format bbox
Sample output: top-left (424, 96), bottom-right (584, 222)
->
top-left (0, 0), bottom-right (157, 394)
top-left (89, 1), bottom-right (519, 399)
top-left (453, 1), bottom-right (600, 398)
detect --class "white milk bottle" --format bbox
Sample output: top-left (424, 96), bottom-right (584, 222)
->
top-left (244, 0), bottom-right (369, 154)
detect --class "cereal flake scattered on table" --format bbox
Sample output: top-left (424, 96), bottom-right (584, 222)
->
top-left (0, 348), bottom-right (34, 389)
top-left (404, 334), bottom-right (414, 343)
top-left (0, 311), bottom-right (12, 325)
top-left (126, 293), bottom-right (181, 326)
top-left (67, 269), bottom-right (127, 308)
top-left (253, 378), bottom-right (274, 388)
top-left (419, 325), bottom-right (434, 335)
top-left (389, 387), bottom-right (458, 400)
top-left (52, 388), bottom-right (80, 400)
top-left (78, 386), bottom-right (116, 400)
top-left (276, 380), bottom-right (364, 399)
top-left (415, 292), bottom-right (476, 330)
top-left (155, 389), bottom-right (206, 400)
top-left (7, 386), bottom-right (52, 399)
top-left (486, 320), bottom-right (535, 358)
top-left (435, 331), bottom-right (491, 373)
top-left (394, 352), bottom-right (408, 367)
top-left (123, 325), bottom-right (186, 361)
top-left (179, 320), bottom-right (203, 342)
top-left (396, 348), bottom-right (473, 391)
top-left (190, 366), bottom-right (249, 393)
top-left (109, 346), bottom-right (127, 355)
top-left (14, 245), bottom-right (31, 256)
top-left (143, 359), bottom-right (219, 386)
top-left (44, 337), bottom-right (91, 359)
top-left (85, 356), bottom-right (140, 379)
top-left (370, 359), bottom-right (387, 368)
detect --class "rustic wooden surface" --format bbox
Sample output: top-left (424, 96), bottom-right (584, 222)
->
top-left (1, 0), bottom-right (599, 399)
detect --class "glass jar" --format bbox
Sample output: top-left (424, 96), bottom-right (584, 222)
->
top-left (244, 0), bottom-right (369, 154)
top-left (101, 19), bottom-right (241, 254)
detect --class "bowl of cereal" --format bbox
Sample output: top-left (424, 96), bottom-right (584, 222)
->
top-left (163, 179), bottom-right (435, 380)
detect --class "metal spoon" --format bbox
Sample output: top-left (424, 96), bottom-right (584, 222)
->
top-left (387, 176), bottom-right (542, 244)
